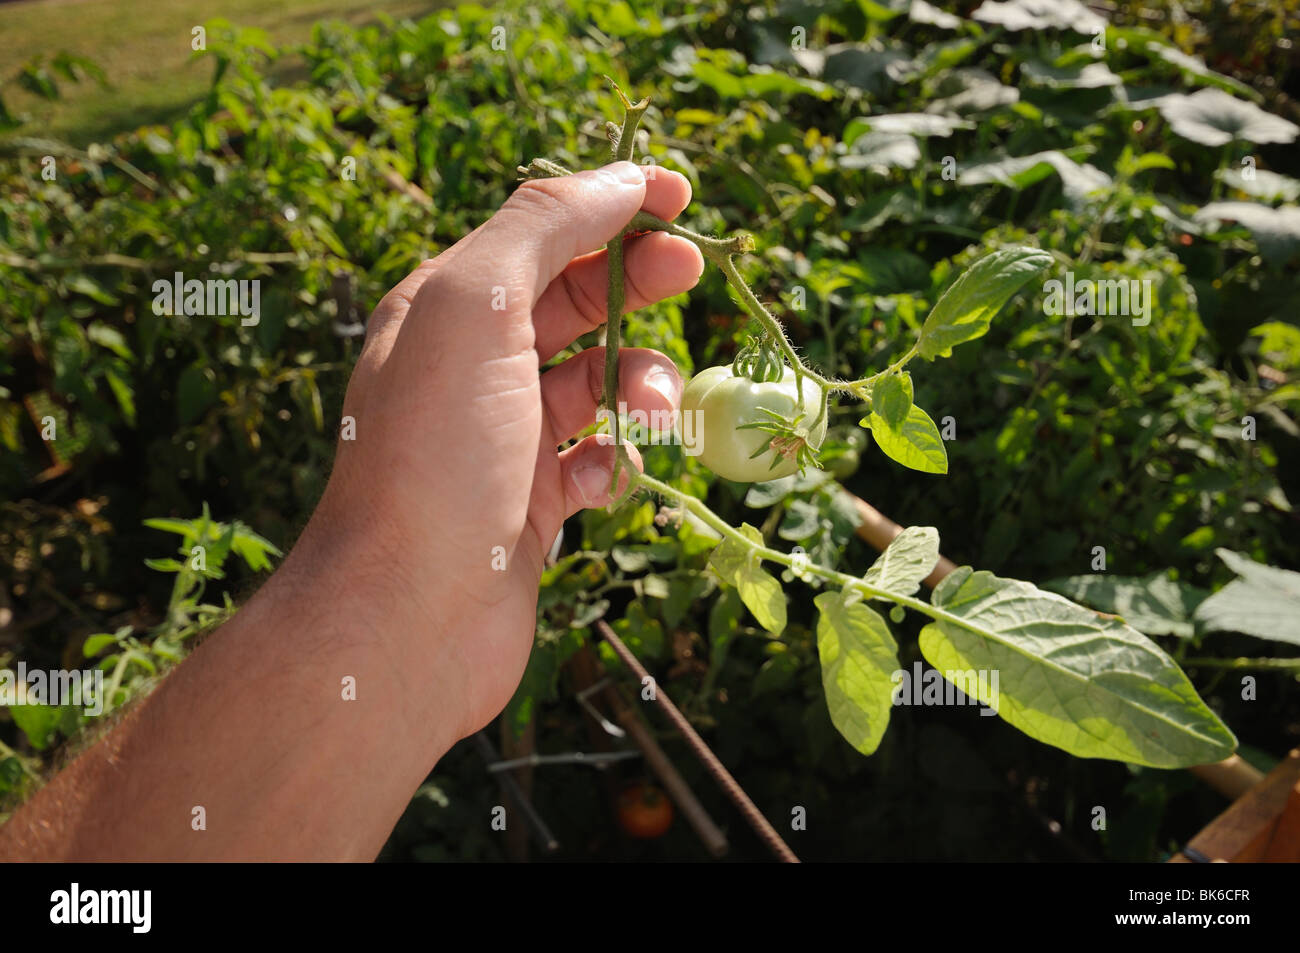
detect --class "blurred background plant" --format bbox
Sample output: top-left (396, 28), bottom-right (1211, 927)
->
top-left (1, 0), bottom-right (1298, 860)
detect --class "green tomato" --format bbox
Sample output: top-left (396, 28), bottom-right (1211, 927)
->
top-left (679, 364), bottom-right (827, 483)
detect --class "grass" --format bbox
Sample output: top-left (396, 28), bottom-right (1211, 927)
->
top-left (0, 0), bottom-right (451, 145)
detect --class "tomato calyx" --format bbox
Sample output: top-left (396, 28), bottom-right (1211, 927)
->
top-left (736, 406), bottom-right (822, 475)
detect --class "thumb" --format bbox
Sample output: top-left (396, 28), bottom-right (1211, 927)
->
top-left (467, 161), bottom-right (648, 307)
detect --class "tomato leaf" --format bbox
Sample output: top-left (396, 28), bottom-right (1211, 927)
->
top-left (872, 371), bottom-right (913, 429)
top-left (917, 246), bottom-right (1052, 360)
top-left (815, 591), bottom-right (899, 756)
top-left (706, 524), bottom-right (761, 585)
top-left (735, 562), bottom-right (787, 634)
top-left (919, 567), bottom-right (1238, 767)
top-left (707, 524), bottom-right (788, 635)
top-left (863, 404), bottom-right (948, 474)
top-left (863, 525), bottom-right (940, 597)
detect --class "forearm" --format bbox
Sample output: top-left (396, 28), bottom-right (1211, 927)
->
top-left (0, 530), bottom-right (457, 862)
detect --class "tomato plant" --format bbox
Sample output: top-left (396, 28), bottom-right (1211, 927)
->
top-left (524, 78), bottom-right (1239, 771)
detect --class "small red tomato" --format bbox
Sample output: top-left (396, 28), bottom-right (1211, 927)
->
top-left (616, 784), bottom-right (674, 839)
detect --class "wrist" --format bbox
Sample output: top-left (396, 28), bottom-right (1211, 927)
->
top-left (269, 505), bottom-right (465, 761)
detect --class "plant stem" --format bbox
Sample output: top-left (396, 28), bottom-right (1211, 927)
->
top-left (633, 472), bottom-right (925, 613)
top-left (601, 80), bottom-right (649, 466)
top-left (528, 148), bottom-right (904, 402)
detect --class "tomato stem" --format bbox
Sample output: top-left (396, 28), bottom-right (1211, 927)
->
top-left (628, 470), bottom-right (998, 642)
top-left (602, 79), bottom-right (650, 493)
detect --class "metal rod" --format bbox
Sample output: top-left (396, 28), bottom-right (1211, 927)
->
top-left (487, 750), bottom-right (641, 772)
top-left (600, 677), bottom-right (730, 858)
top-left (595, 620), bottom-right (800, 863)
top-left (472, 731), bottom-right (559, 854)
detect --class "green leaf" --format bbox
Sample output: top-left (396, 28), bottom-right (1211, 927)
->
top-left (814, 591), bottom-right (900, 756)
top-left (142, 517), bottom-right (198, 540)
top-left (919, 567), bottom-right (1237, 767)
top-left (844, 113), bottom-right (972, 144)
top-left (971, 0), bottom-right (1104, 32)
top-left (707, 524), bottom-right (787, 634)
top-left (872, 372), bottom-right (913, 429)
top-left (1136, 40), bottom-right (1258, 99)
top-left (104, 369), bottom-right (136, 427)
top-left (65, 274), bottom-right (120, 306)
top-left (83, 632), bottom-right (124, 657)
top-left (707, 526), bottom-right (758, 585)
top-left (863, 525), bottom-right (940, 597)
top-left (0, 94), bottom-right (21, 131)
top-left (8, 702), bottom-right (65, 751)
top-left (1194, 202), bottom-right (1300, 265)
top-left (957, 152), bottom-right (1111, 207)
top-left (864, 404), bottom-right (948, 474)
top-left (229, 524), bottom-right (282, 572)
top-left (1020, 60), bottom-right (1121, 90)
top-left (737, 563), bottom-right (787, 635)
top-left (1214, 168), bottom-right (1300, 204)
top-left (570, 599), bottom-right (610, 629)
top-left (918, 246), bottom-right (1052, 360)
top-left (19, 64), bottom-right (59, 100)
top-left (692, 61), bottom-right (832, 101)
top-left (1158, 88), bottom-right (1299, 147)
top-left (0, 757), bottom-right (22, 791)
top-left (1044, 572), bottom-right (1209, 638)
top-left (777, 499), bottom-right (820, 541)
top-left (87, 322), bottom-right (133, 359)
top-left (611, 545), bottom-right (652, 573)
top-left (613, 602), bottom-right (665, 659)
top-left (1193, 550), bottom-right (1300, 646)
top-left (1120, 151), bottom-right (1177, 176)
top-left (909, 0), bottom-right (962, 29)
top-left (641, 574), bottom-right (671, 599)
top-left (674, 108), bottom-right (723, 125)
top-left (143, 557), bottom-right (185, 573)
top-left (794, 44), bottom-right (913, 95)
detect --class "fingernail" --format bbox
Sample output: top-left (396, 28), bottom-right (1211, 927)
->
top-left (572, 463), bottom-right (610, 505)
top-left (598, 161), bottom-right (644, 188)
top-left (645, 365), bottom-right (682, 406)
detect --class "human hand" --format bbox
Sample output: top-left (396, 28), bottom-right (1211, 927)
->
top-left (292, 161), bottom-right (703, 747)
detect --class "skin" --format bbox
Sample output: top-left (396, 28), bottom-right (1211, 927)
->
top-left (0, 161), bottom-right (704, 861)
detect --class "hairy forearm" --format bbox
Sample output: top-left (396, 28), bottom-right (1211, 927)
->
top-left (0, 533), bottom-right (457, 862)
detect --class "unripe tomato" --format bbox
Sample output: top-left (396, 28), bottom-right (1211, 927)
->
top-left (679, 364), bottom-right (827, 483)
top-left (616, 783), bottom-right (674, 839)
